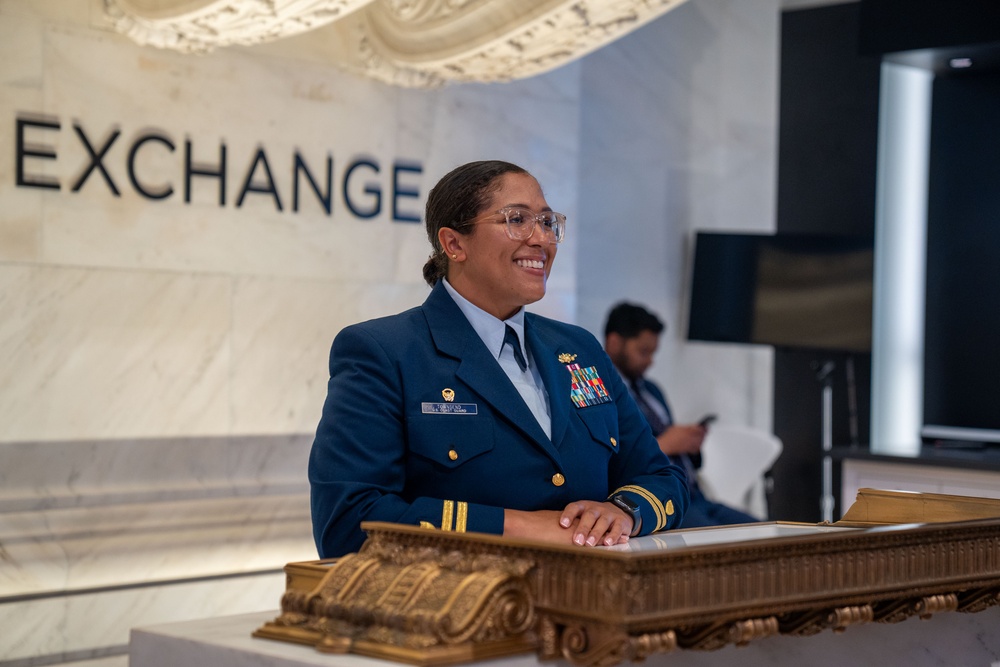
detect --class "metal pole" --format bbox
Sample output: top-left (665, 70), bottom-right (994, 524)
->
top-left (815, 359), bottom-right (836, 523)
top-left (822, 380), bottom-right (834, 523)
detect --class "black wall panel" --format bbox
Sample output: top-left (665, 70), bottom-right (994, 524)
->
top-left (859, 0), bottom-right (1000, 55)
top-left (771, 3), bottom-right (879, 522)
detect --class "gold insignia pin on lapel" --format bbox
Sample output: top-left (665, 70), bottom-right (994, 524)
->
top-left (558, 353), bottom-right (577, 363)
top-left (442, 388), bottom-right (455, 402)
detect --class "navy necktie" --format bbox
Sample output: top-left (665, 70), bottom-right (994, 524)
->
top-left (504, 325), bottom-right (528, 372)
top-left (631, 379), bottom-right (699, 490)
top-left (630, 380), bottom-right (668, 435)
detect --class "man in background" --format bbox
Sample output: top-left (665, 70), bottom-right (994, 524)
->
top-left (604, 302), bottom-right (758, 528)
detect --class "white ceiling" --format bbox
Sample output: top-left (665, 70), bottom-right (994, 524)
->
top-left (102, 0), bottom-right (694, 88)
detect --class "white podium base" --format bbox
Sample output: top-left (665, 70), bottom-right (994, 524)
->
top-left (131, 607), bottom-right (1000, 667)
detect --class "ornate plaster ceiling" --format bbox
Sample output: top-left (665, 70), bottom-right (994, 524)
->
top-left (104, 0), bottom-right (690, 87)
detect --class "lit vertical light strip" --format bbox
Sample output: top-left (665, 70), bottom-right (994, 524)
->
top-left (870, 62), bottom-right (933, 456)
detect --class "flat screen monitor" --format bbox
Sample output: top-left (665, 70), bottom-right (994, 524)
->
top-left (687, 232), bottom-right (874, 353)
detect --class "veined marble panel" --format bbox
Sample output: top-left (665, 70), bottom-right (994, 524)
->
top-left (0, 265), bottom-right (231, 442)
top-left (0, 11), bottom-right (44, 88)
top-left (24, 21), bottom-right (582, 290)
top-left (2, 572), bottom-right (289, 662)
top-left (0, 433), bottom-right (315, 663)
top-left (0, 0), bottom-right (95, 24)
top-left (1, 493), bottom-right (313, 594)
top-left (4, 16), bottom-right (581, 441)
top-left (0, 14), bottom-right (45, 263)
top-left (41, 19), bottom-right (395, 143)
top-left (229, 277), bottom-right (431, 434)
top-left (0, 184), bottom-right (43, 263)
top-left (0, 435), bottom-right (311, 512)
top-left (0, 435), bottom-right (314, 592)
top-left (682, 5), bottom-right (778, 232)
top-left (655, 2), bottom-right (777, 430)
top-left (227, 275), bottom-right (575, 435)
top-left (40, 196), bottom-right (431, 283)
top-left (35, 24), bottom-right (412, 280)
top-left (576, 0), bottom-right (778, 433)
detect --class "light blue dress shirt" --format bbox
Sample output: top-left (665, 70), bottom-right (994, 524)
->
top-left (442, 279), bottom-right (552, 439)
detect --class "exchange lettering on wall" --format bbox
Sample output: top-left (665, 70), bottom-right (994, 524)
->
top-left (14, 114), bottom-right (424, 223)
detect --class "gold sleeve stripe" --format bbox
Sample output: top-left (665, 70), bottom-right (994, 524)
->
top-left (614, 485), bottom-right (668, 531)
top-left (441, 500), bottom-right (454, 531)
top-left (638, 486), bottom-right (670, 531)
top-left (455, 501), bottom-right (468, 532)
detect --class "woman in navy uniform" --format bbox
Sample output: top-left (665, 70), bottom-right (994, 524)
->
top-left (309, 160), bottom-right (688, 558)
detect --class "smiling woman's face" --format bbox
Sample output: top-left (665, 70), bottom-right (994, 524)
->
top-left (443, 172), bottom-right (558, 321)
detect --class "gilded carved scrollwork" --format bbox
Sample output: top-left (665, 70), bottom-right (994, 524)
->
top-left (826, 604), bottom-right (874, 633)
top-left (913, 593), bottom-right (958, 619)
top-left (957, 587), bottom-right (1000, 613)
top-left (260, 536), bottom-right (537, 659)
top-left (674, 617), bottom-right (779, 651)
top-left (627, 628), bottom-right (678, 661)
top-left (674, 622), bottom-right (733, 651)
top-left (540, 617), bottom-right (677, 667)
top-left (776, 609), bottom-right (836, 637)
top-left (872, 598), bottom-right (922, 625)
top-left (729, 616), bottom-right (779, 646)
top-left (558, 622), bottom-right (632, 667)
top-left (102, 0), bottom-right (691, 87)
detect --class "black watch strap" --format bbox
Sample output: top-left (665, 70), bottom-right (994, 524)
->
top-left (609, 493), bottom-right (641, 536)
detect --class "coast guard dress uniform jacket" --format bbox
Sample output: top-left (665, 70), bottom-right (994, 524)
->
top-left (309, 281), bottom-right (689, 558)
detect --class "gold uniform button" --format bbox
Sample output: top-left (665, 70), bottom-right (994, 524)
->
top-left (448, 449), bottom-right (459, 461)
top-left (666, 499), bottom-right (675, 516)
top-left (610, 437), bottom-right (617, 448)
top-left (551, 473), bottom-right (565, 487)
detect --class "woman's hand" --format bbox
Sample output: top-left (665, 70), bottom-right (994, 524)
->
top-left (560, 500), bottom-right (635, 546)
top-left (503, 501), bottom-right (634, 547)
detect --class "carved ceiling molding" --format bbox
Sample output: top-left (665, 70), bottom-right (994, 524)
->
top-left (103, 0), bottom-right (690, 87)
top-left (103, 0), bottom-right (376, 53)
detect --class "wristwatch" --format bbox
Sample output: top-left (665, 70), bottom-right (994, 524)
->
top-left (608, 493), bottom-right (641, 536)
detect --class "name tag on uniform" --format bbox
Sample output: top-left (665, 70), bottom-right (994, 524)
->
top-left (422, 402), bottom-right (479, 415)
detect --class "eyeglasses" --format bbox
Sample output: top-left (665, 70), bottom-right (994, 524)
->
top-left (466, 207), bottom-right (567, 244)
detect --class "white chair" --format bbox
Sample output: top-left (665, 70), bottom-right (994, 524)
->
top-left (696, 424), bottom-right (783, 520)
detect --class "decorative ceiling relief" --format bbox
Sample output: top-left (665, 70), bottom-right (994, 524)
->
top-left (104, 0), bottom-right (690, 87)
top-left (103, 0), bottom-right (377, 53)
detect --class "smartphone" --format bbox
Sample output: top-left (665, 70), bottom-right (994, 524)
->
top-left (698, 413), bottom-right (717, 427)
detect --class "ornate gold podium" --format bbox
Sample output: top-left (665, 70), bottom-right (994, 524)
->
top-left (253, 489), bottom-right (1000, 666)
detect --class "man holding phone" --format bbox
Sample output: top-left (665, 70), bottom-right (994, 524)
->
top-left (604, 302), bottom-right (758, 528)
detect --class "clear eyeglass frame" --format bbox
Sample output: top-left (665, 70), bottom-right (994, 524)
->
top-left (467, 206), bottom-right (567, 244)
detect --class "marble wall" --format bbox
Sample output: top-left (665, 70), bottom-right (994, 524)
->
top-left (0, 2), bottom-right (580, 444)
top-left (577, 0), bottom-right (778, 429)
top-left (0, 1), bottom-right (780, 665)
